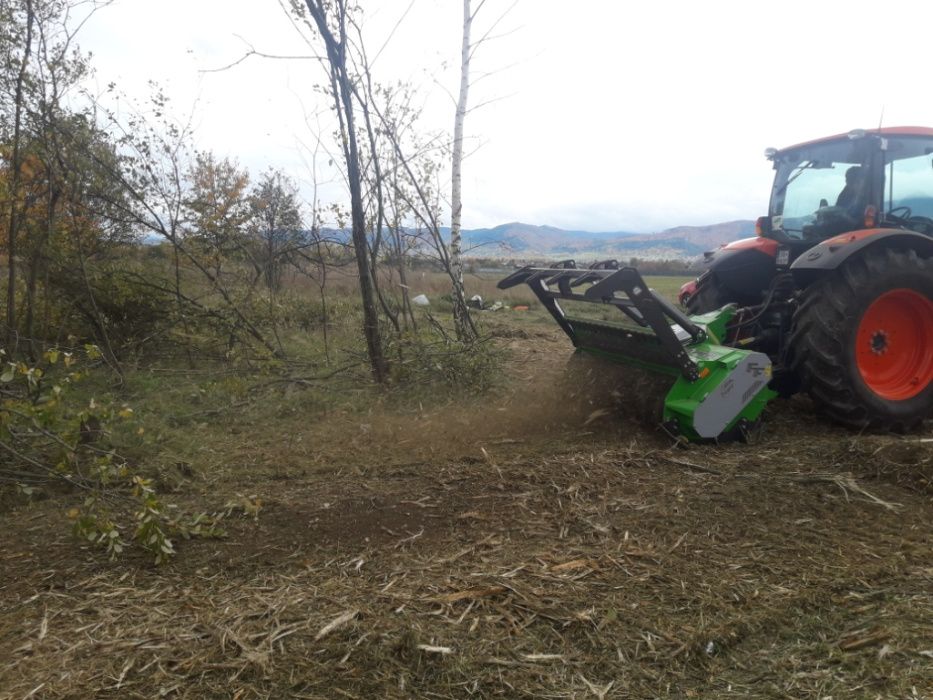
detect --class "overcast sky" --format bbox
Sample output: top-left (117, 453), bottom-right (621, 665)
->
top-left (78, 0), bottom-right (933, 232)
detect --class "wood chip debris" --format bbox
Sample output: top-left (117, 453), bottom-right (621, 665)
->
top-left (416, 644), bottom-right (453, 655)
top-left (551, 559), bottom-right (598, 572)
top-left (434, 586), bottom-right (507, 603)
top-left (839, 628), bottom-right (890, 651)
top-left (314, 609), bottom-right (359, 640)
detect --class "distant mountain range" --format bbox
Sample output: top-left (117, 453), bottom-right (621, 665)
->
top-left (460, 220), bottom-right (756, 260)
top-left (142, 219), bottom-right (756, 260)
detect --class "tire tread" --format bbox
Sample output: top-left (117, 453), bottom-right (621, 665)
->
top-left (790, 247), bottom-right (932, 431)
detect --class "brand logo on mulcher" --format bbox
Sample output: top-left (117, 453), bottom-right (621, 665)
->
top-left (743, 380), bottom-right (764, 403)
top-left (746, 362), bottom-right (767, 377)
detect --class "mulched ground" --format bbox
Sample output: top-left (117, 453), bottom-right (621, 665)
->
top-left (1, 330), bottom-right (931, 699)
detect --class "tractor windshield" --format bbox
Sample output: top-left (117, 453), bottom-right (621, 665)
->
top-left (770, 138), bottom-right (874, 237)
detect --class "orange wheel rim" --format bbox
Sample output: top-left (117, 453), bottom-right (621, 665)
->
top-left (855, 289), bottom-right (933, 400)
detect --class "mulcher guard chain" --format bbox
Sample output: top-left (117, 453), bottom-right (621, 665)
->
top-left (498, 260), bottom-right (776, 441)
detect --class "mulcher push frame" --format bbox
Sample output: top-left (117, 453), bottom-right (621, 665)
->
top-left (499, 260), bottom-right (776, 441)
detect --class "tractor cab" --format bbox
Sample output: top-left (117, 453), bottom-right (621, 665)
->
top-left (680, 128), bottom-right (933, 312)
top-left (763, 128), bottom-right (933, 243)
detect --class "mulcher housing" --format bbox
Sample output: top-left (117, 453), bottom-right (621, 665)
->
top-left (497, 264), bottom-right (776, 440)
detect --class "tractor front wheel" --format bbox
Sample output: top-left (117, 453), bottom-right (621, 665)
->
top-left (791, 247), bottom-right (933, 431)
top-left (684, 273), bottom-right (725, 315)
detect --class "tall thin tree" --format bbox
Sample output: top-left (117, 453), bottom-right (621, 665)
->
top-left (4, 0), bottom-right (35, 349)
top-left (449, 0), bottom-right (476, 342)
top-left (300, 0), bottom-right (389, 383)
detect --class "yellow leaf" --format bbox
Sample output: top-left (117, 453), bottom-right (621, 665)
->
top-left (66, 508), bottom-right (80, 520)
top-left (118, 406), bottom-right (134, 418)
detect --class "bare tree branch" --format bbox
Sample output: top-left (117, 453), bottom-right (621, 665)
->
top-left (200, 34), bottom-right (322, 73)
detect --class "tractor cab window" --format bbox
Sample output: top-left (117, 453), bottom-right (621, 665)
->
top-left (770, 138), bottom-right (874, 239)
top-left (884, 145), bottom-right (933, 219)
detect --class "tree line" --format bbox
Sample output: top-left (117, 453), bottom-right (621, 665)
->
top-left (1, 0), bottom-right (495, 377)
top-left (0, 0), bottom-right (502, 558)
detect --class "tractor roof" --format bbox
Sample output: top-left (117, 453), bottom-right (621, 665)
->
top-left (777, 126), bottom-right (933, 154)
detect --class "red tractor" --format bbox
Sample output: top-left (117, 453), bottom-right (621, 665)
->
top-left (680, 127), bottom-right (933, 431)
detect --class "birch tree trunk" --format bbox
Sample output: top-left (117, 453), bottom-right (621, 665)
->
top-left (449, 0), bottom-right (476, 341)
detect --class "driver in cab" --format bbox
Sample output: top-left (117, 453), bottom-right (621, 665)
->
top-left (804, 165), bottom-right (867, 240)
top-left (835, 165), bottom-right (865, 216)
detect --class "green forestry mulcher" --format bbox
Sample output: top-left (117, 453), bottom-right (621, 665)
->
top-left (499, 127), bottom-right (933, 441)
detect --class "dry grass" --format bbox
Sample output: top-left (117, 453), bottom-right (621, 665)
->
top-left (1, 323), bottom-right (931, 699)
top-left (284, 265), bottom-right (692, 314)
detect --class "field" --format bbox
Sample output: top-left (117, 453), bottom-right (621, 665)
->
top-left (1, 275), bottom-right (931, 699)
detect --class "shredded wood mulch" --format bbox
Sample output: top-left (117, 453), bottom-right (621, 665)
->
top-left (2, 432), bottom-right (931, 699)
top-left (1, 332), bottom-right (931, 698)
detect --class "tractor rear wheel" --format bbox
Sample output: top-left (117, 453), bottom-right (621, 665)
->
top-left (791, 247), bottom-right (933, 430)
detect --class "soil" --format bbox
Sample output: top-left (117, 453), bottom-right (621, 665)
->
top-left (1, 327), bottom-right (931, 699)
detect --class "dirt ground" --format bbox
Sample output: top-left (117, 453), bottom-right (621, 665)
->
top-left (1, 326), bottom-right (931, 699)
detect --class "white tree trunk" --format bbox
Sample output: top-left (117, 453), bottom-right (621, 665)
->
top-left (449, 0), bottom-right (476, 340)
top-left (450, 0), bottom-right (470, 288)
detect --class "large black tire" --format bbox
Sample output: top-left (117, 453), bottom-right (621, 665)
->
top-left (790, 246), bottom-right (933, 431)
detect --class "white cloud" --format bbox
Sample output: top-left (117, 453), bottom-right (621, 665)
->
top-left (77, 0), bottom-right (933, 232)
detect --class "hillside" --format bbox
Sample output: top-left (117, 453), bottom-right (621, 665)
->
top-left (143, 220), bottom-right (755, 260)
top-left (462, 220), bottom-right (756, 259)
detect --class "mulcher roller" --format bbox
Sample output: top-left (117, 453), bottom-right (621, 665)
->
top-left (498, 261), bottom-right (776, 441)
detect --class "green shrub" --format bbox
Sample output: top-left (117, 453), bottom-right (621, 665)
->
top-left (0, 347), bottom-right (224, 563)
top-left (45, 265), bottom-right (174, 353)
top-left (388, 332), bottom-right (501, 392)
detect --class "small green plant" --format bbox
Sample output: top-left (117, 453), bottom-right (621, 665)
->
top-left (69, 474), bottom-right (227, 564)
top-left (223, 493), bottom-right (263, 519)
top-left (1, 346), bottom-right (225, 564)
top-left (388, 331), bottom-right (502, 392)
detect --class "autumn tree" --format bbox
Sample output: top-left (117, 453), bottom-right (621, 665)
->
top-left (185, 151), bottom-right (251, 278)
top-left (1, 0), bottom-right (36, 349)
top-left (83, 87), bottom-right (286, 358)
top-left (33, 114), bottom-right (135, 373)
top-left (248, 168), bottom-right (303, 292)
top-left (0, 0), bottom-right (115, 356)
